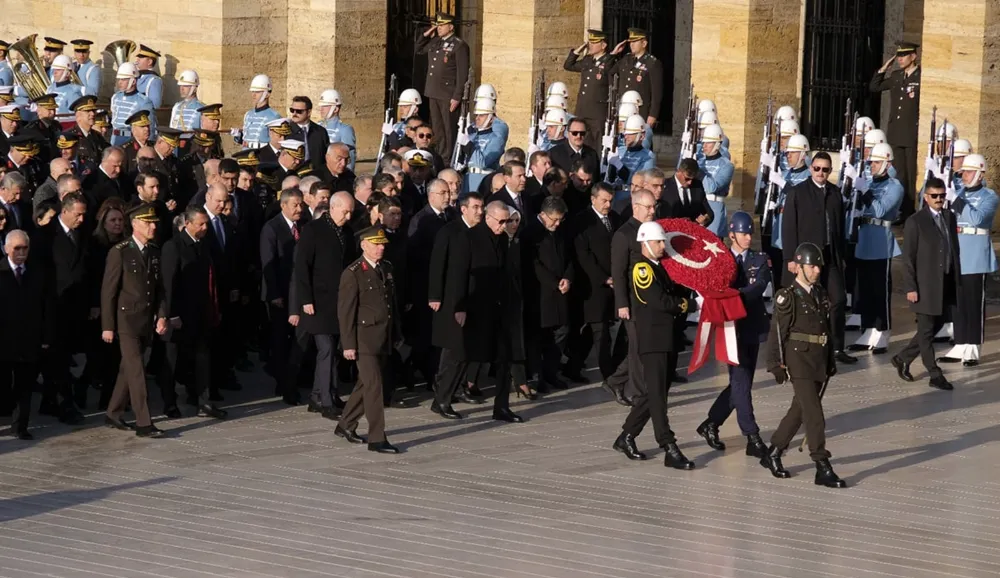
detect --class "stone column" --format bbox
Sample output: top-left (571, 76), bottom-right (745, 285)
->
top-left (481, 0), bottom-right (585, 151)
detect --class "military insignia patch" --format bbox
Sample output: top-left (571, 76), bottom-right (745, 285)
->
top-left (776, 295), bottom-right (786, 304)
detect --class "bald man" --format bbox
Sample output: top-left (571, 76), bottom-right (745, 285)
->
top-left (33, 158), bottom-right (75, 211)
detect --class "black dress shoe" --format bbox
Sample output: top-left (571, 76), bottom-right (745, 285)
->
top-left (453, 390), bottom-right (485, 405)
top-left (58, 407), bottom-right (85, 425)
top-left (846, 344), bottom-right (868, 352)
top-left (11, 429), bottom-right (33, 440)
top-left (937, 356), bottom-right (961, 364)
top-left (385, 398), bottom-right (418, 409)
top-left (492, 408), bottom-right (524, 423)
top-left (334, 425), bottom-right (365, 444)
top-left (320, 406), bottom-right (341, 420)
top-left (696, 420), bottom-right (726, 451)
top-left (929, 375), bottom-right (954, 391)
top-left (672, 372), bottom-right (689, 384)
top-left (663, 443), bottom-right (695, 470)
top-left (891, 356), bottom-right (914, 382)
top-left (600, 380), bottom-right (632, 407)
top-left (963, 359), bottom-right (979, 367)
top-left (163, 406), bottom-right (183, 419)
top-left (814, 459), bottom-right (847, 488)
top-left (548, 377), bottom-right (569, 390)
top-left (282, 394), bottom-right (301, 406)
top-left (198, 404), bottom-right (228, 419)
top-left (612, 432), bottom-right (648, 460)
top-left (466, 383), bottom-right (484, 398)
top-left (368, 440), bottom-right (400, 454)
top-left (307, 400), bottom-right (323, 413)
top-left (760, 445), bottom-right (791, 478)
top-left (135, 424), bottom-right (166, 438)
top-left (430, 402), bottom-right (463, 420)
top-left (332, 396), bottom-right (347, 410)
top-left (932, 335), bottom-right (952, 344)
top-left (834, 350), bottom-right (858, 364)
top-left (104, 416), bottom-right (135, 431)
top-left (871, 347), bottom-right (888, 355)
top-left (745, 433), bottom-right (768, 459)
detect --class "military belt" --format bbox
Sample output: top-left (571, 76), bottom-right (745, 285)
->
top-left (466, 167), bottom-right (490, 174)
top-left (112, 128), bottom-right (131, 137)
top-left (705, 193), bottom-right (723, 203)
top-left (861, 217), bottom-right (892, 228)
top-left (789, 332), bottom-right (827, 345)
top-left (245, 142), bottom-right (266, 150)
top-left (957, 226), bottom-right (990, 236)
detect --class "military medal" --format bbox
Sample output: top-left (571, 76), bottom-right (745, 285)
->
top-left (637, 75), bottom-right (642, 82)
top-left (444, 56), bottom-right (448, 63)
top-left (596, 73), bottom-right (601, 80)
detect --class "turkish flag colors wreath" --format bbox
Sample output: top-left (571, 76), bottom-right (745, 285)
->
top-left (656, 218), bottom-right (747, 374)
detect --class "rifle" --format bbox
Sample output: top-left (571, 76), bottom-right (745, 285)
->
top-left (926, 105), bottom-right (937, 182)
top-left (941, 135), bottom-right (955, 207)
top-left (678, 84), bottom-right (697, 163)
top-left (760, 112), bottom-right (783, 236)
top-left (375, 73), bottom-right (398, 168)
top-left (528, 71), bottom-right (545, 150)
top-left (450, 67), bottom-right (474, 171)
top-left (599, 72), bottom-right (620, 178)
top-left (753, 95), bottom-right (774, 217)
top-left (840, 99), bottom-right (865, 244)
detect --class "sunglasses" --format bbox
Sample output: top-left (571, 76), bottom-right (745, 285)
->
top-left (416, 132), bottom-right (433, 138)
top-left (489, 215), bottom-right (510, 225)
top-left (926, 193), bottom-right (946, 199)
top-left (811, 166), bottom-right (832, 173)
top-left (569, 130), bottom-right (587, 136)
top-left (289, 108), bottom-right (307, 114)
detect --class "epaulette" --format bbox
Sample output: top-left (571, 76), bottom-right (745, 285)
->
top-left (631, 261), bottom-right (654, 304)
top-left (348, 259), bottom-right (364, 272)
top-left (113, 240), bottom-right (130, 250)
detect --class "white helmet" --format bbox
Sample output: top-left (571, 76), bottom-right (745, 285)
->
top-left (953, 138), bottom-right (973, 158)
top-left (319, 89), bottom-right (342, 106)
top-left (250, 74), bottom-right (272, 92)
top-left (863, 129), bottom-right (887, 148)
top-left (622, 114), bottom-right (646, 135)
top-left (697, 99), bottom-right (716, 114)
top-left (398, 88), bottom-right (422, 106)
top-left (51, 55), bottom-right (73, 70)
top-left (547, 81), bottom-right (569, 99)
top-left (543, 108), bottom-right (568, 127)
top-left (177, 69), bottom-right (200, 87)
top-left (697, 110), bottom-right (719, 129)
top-left (617, 102), bottom-right (639, 121)
top-left (855, 116), bottom-right (874, 132)
top-left (701, 124), bottom-right (725, 143)
top-left (936, 121), bottom-right (956, 141)
top-left (636, 221), bottom-right (668, 242)
top-left (621, 90), bottom-right (643, 108)
top-left (779, 119), bottom-right (800, 137)
top-left (786, 134), bottom-right (810, 152)
top-left (776, 105), bottom-right (798, 123)
top-left (961, 153), bottom-right (986, 173)
top-left (870, 142), bottom-right (894, 162)
top-left (475, 84), bottom-right (497, 101)
top-left (473, 97), bottom-right (496, 115)
top-left (116, 62), bottom-right (138, 79)
top-left (544, 94), bottom-right (568, 111)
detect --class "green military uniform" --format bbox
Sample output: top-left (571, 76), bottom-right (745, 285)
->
top-left (563, 29), bottom-right (618, 150)
top-left (154, 128), bottom-right (185, 205)
top-left (609, 28), bottom-right (663, 121)
top-left (415, 11), bottom-right (470, 161)
top-left (101, 204), bottom-right (167, 429)
top-left (869, 42), bottom-right (921, 218)
top-left (68, 95), bottom-right (109, 164)
top-left (25, 94), bottom-right (61, 164)
top-left (336, 227), bottom-right (402, 445)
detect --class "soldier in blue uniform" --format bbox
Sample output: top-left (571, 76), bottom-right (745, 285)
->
top-left (614, 101), bottom-right (653, 153)
top-left (0, 41), bottom-right (13, 86)
top-left (537, 108), bottom-right (568, 153)
top-left (458, 97), bottom-right (507, 192)
top-left (608, 114), bottom-right (655, 196)
top-left (696, 212), bottom-right (771, 459)
top-left (697, 124), bottom-right (734, 238)
top-left (170, 70), bottom-right (204, 131)
top-left (770, 134), bottom-right (811, 262)
top-left (134, 45), bottom-right (163, 109)
top-left (110, 63), bottom-right (156, 146)
top-left (47, 55), bottom-right (84, 115)
top-left (475, 84), bottom-right (509, 144)
top-left (937, 154), bottom-right (998, 366)
top-left (234, 74), bottom-right (281, 149)
top-left (695, 110), bottom-right (731, 159)
top-left (70, 40), bottom-right (100, 96)
top-left (848, 143), bottom-right (903, 354)
top-left (388, 89), bottom-right (422, 142)
top-left (318, 89), bottom-right (357, 171)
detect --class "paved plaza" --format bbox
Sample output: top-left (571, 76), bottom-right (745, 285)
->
top-left (2, 307), bottom-right (1000, 578)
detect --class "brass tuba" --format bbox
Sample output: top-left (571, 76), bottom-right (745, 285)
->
top-left (6, 34), bottom-right (51, 100)
top-left (103, 40), bottom-right (137, 70)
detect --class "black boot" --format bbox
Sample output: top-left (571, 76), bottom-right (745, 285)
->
top-left (745, 433), bottom-right (768, 459)
top-left (760, 444), bottom-right (790, 478)
top-left (663, 442), bottom-right (695, 470)
top-left (814, 459), bottom-right (847, 488)
top-left (612, 432), bottom-right (647, 461)
top-left (696, 419), bottom-right (725, 451)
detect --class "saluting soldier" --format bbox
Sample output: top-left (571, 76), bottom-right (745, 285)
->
top-left (170, 70), bottom-right (205, 131)
top-left (122, 110), bottom-right (155, 175)
top-left (762, 242), bottom-right (846, 488)
top-left (564, 29), bottom-right (617, 149)
top-left (134, 45), bottom-right (163, 109)
top-left (870, 42), bottom-right (920, 220)
top-left (336, 225), bottom-right (402, 454)
top-left (101, 203), bottom-right (169, 438)
top-left (416, 11), bottom-right (470, 162)
top-left (70, 39), bottom-right (100, 96)
top-left (609, 28), bottom-right (663, 128)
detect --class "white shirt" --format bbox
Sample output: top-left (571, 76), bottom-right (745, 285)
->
top-left (131, 235), bottom-right (146, 252)
top-left (58, 216), bottom-right (73, 235)
top-left (505, 186), bottom-right (522, 207)
top-left (7, 257), bottom-right (22, 275)
top-left (461, 215), bottom-right (474, 228)
top-left (674, 176), bottom-right (688, 204)
top-left (795, 278), bottom-right (813, 294)
top-left (283, 214), bottom-right (295, 231)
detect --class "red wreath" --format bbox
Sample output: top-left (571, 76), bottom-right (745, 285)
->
top-left (656, 218), bottom-right (747, 374)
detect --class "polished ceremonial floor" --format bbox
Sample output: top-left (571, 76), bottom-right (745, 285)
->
top-left (1, 308), bottom-right (1000, 578)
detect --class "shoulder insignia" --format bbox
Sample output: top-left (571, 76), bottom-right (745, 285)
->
top-left (632, 261), bottom-right (654, 304)
top-left (774, 288), bottom-right (794, 311)
top-left (348, 260), bottom-right (363, 272)
top-left (113, 240), bottom-right (130, 250)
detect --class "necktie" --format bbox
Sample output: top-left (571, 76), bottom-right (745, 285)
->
top-left (514, 195), bottom-right (522, 212)
top-left (14, 265), bottom-right (22, 283)
top-left (601, 215), bottom-right (612, 233)
top-left (214, 217), bottom-right (226, 248)
top-left (681, 188), bottom-right (689, 205)
top-left (438, 211), bottom-right (446, 222)
top-left (333, 224), bottom-right (345, 246)
top-left (737, 253), bottom-right (744, 267)
top-left (67, 229), bottom-right (76, 245)
top-left (291, 222), bottom-right (299, 241)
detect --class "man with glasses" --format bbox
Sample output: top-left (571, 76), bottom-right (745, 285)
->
top-left (781, 151), bottom-right (856, 365)
top-left (289, 96), bottom-right (330, 172)
top-left (411, 123), bottom-right (444, 173)
top-left (549, 118), bottom-right (600, 179)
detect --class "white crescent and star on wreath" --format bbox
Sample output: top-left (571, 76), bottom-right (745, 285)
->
top-left (663, 231), bottom-right (725, 270)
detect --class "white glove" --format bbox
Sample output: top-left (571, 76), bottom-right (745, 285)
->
top-left (853, 175), bottom-right (869, 193)
top-left (760, 137), bottom-right (769, 154)
top-left (759, 152), bottom-right (775, 168)
top-left (455, 132), bottom-right (471, 146)
top-left (608, 153), bottom-right (623, 170)
top-left (946, 180), bottom-right (958, 203)
top-left (842, 163), bottom-right (859, 181)
top-left (601, 135), bottom-right (614, 150)
top-left (381, 122), bottom-right (394, 136)
top-left (839, 147), bottom-right (851, 164)
top-left (768, 170), bottom-right (786, 189)
top-left (923, 155), bottom-right (937, 177)
top-left (229, 127), bottom-right (243, 138)
top-left (527, 144), bottom-right (539, 155)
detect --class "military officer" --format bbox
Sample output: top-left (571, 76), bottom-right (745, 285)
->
top-left (458, 97), bottom-right (506, 192)
top-left (70, 39), bottom-right (100, 96)
top-left (134, 44), bottom-right (163, 109)
top-left (152, 128), bottom-right (185, 204)
top-left (101, 203), bottom-right (169, 438)
top-left (336, 225), bottom-right (401, 454)
top-left (848, 143), bottom-right (903, 354)
top-left (93, 109), bottom-right (112, 142)
top-left (870, 42), bottom-right (920, 219)
top-left (122, 110), bottom-right (154, 174)
top-left (67, 96), bottom-right (108, 163)
top-left (608, 114), bottom-right (655, 193)
top-left (0, 41), bottom-right (12, 86)
top-left (564, 29), bottom-right (618, 149)
top-left (47, 55), bottom-right (84, 115)
top-left (612, 221), bottom-right (696, 469)
top-left (42, 37), bottom-right (67, 77)
top-left (937, 154), bottom-right (997, 366)
top-left (609, 28), bottom-right (663, 128)
top-left (0, 86), bottom-right (13, 105)
top-left (697, 124), bottom-right (734, 238)
top-left (696, 212), bottom-right (771, 459)
top-left (234, 74), bottom-right (281, 149)
top-left (5, 134), bottom-right (44, 194)
top-left (110, 63), bottom-right (156, 146)
top-left (170, 70), bottom-right (204, 131)
top-left (25, 94), bottom-right (61, 162)
top-left (317, 89), bottom-right (357, 171)
top-left (416, 11), bottom-right (470, 161)
top-left (762, 242), bottom-right (846, 488)
top-left (56, 131), bottom-right (95, 180)
top-left (0, 104), bottom-right (21, 158)
top-left (196, 103), bottom-right (226, 159)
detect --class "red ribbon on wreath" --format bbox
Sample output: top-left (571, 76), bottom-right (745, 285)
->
top-left (656, 218), bottom-right (747, 374)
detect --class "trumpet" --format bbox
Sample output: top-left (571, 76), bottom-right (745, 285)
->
top-left (103, 40), bottom-right (137, 70)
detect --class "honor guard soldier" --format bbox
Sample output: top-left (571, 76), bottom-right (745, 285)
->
top-left (47, 55), bottom-right (84, 115)
top-left (336, 225), bottom-right (402, 454)
top-left (416, 11), bottom-right (470, 162)
top-left (474, 84), bottom-right (508, 143)
top-left (134, 45), bottom-right (163, 109)
top-left (122, 110), bottom-right (154, 174)
top-left (608, 114), bottom-right (655, 193)
top-left (697, 100), bottom-right (733, 155)
top-left (612, 221), bottom-right (696, 469)
top-left (938, 154), bottom-right (997, 366)
top-left (0, 41), bottom-right (12, 86)
top-left (170, 70), bottom-right (204, 131)
top-left (458, 97), bottom-right (507, 192)
top-left (537, 108), bottom-right (568, 153)
top-left (861, 129), bottom-right (896, 180)
top-left (697, 212), bottom-right (771, 459)
top-left (848, 143), bottom-right (903, 354)
top-left (66, 96), bottom-right (107, 164)
top-left (110, 63), bottom-right (156, 146)
top-left (318, 89), bottom-right (357, 171)
top-left (769, 134), bottom-right (811, 258)
top-left (390, 89), bottom-right (423, 143)
top-left (697, 124), bottom-right (734, 238)
top-left (26, 94), bottom-right (61, 162)
top-left (564, 29), bottom-right (617, 149)
top-left (101, 202), bottom-right (170, 438)
top-left (234, 74), bottom-right (281, 149)
top-left (196, 103), bottom-right (225, 159)
top-left (70, 39), bottom-right (100, 96)
top-left (609, 28), bottom-right (663, 128)
top-left (41, 37), bottom-right (67, 77)
top-left (614, 100), bottom-right (652, 153)
top-left (762, 242), bottom-right (846, 488)
top-left (870, 42), bottom-right (920, 219)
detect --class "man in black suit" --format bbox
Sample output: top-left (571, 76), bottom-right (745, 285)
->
top-left (315, 143), bottom-right (356, 194)
top-left (261, 188), bottom-right (304, 403)
top-left (566, 183), bottom-right (621, 381)
top-left (203, 183), bottom-right (246, 395)
top-left (292, 191), bottom-right (357, 419)
top-left (549, 118), bottom-right (600, 178)
top-left (780, 151), bottom-right (855, 365)
top-left (289, 96), bottom-right (331, 173)
top-left (159, 206), bottom-right (227, 419)
top-left (892, 178), bottom-right (961, 390)
top-left (0, 230), bottom-right (55, 439)
top-left (657, 158), bottom-right (713, 224)
top-left (490, 160), bottom-right (531, 225)
top-left (525, 150), bottom-right (551, 201)
top-left (83, 146), bottom-right (126, 223)
top-left (0, 172), bottom-right (30, 237)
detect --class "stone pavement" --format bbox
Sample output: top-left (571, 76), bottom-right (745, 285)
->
top-left (2, 308), bottom-right (1000, 578)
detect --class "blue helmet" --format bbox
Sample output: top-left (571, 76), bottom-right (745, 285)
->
top-left (729, 211), bottom-right (754, 234)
